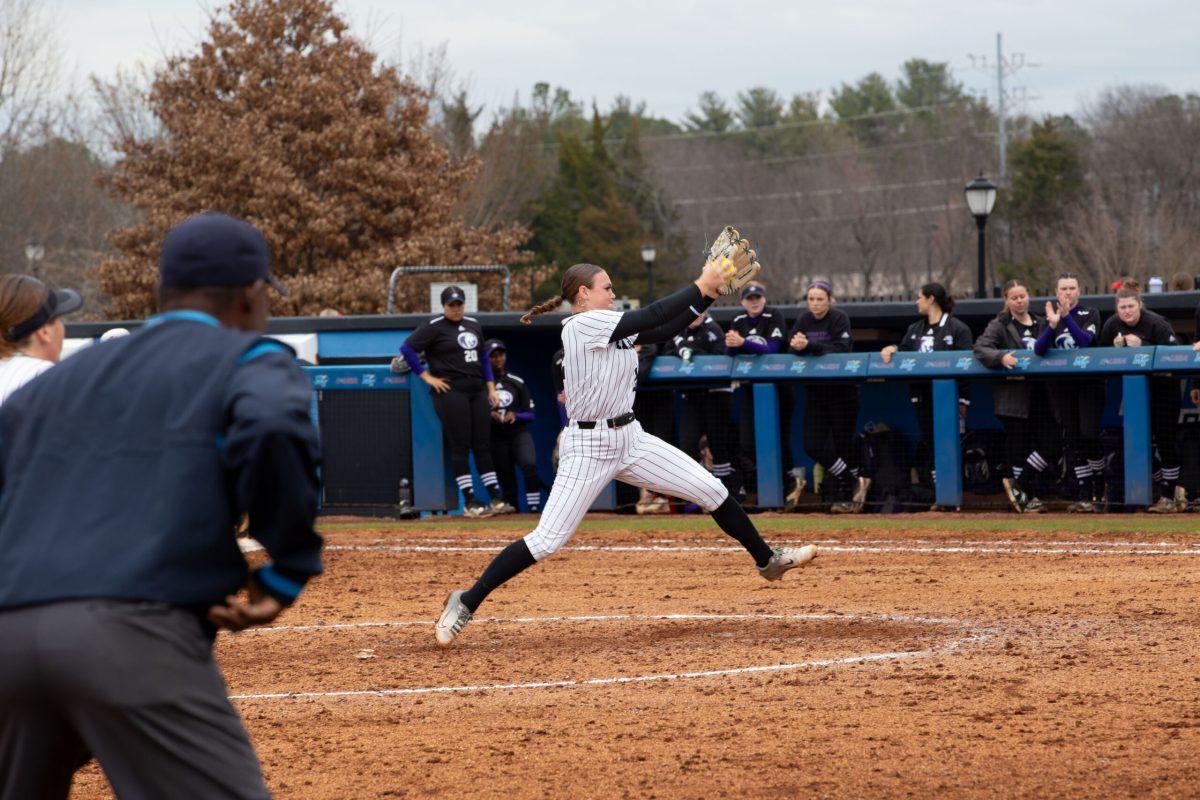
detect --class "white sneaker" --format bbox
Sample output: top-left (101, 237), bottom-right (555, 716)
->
top-left (435, 590), bottom-right (473, 647)
top-left (757, 545), bottom-right (819, 581)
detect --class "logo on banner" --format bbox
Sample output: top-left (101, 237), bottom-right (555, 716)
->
top-left (313, 373), bottom-right (329, 388)
top-left (1072, 355), bottom-right (1091, 368)
top-left (363, 374), bottom-right (376, 387)
top-left (956, 356), bottom-right (974, 370)
top-left (900, 358), bottom-right (917, 372)
top-left (1133, 353), bottom-right (1151, 367)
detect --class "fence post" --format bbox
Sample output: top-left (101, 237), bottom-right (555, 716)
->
top-left (1121, 374), bottom-right (1153, 506)
top-left (931, 379), bottom-right (963, 507)
top-left (753, 382), bottom-right (784, 508)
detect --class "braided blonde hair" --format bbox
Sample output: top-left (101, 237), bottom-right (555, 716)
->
top-left (520, 263), bottom-right (604, 324)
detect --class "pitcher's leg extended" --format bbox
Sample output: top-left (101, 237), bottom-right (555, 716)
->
top-left (435, 428), bottom-right (621, 647)
top-left (616, 426), bottom-right (817, 581)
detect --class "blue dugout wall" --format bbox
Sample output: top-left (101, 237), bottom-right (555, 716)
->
top-left (306, 341), bottom-right (1200, 514)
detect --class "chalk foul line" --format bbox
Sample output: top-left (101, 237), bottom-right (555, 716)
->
top-left (229, 612), bottom-right (991, 701)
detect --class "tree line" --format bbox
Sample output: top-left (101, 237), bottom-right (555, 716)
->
top-left (0, 0), bottom-right (1196, 318)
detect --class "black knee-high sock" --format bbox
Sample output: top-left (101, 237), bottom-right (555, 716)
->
top-left (711, 495), bottom-right (774, 567)
top-left (461, 539), bottom-right (536, 612)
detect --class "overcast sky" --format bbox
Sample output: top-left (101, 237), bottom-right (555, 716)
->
top-left (59, 0), bottom-right (1200, 126)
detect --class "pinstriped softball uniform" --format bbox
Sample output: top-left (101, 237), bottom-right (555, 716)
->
top-left (0, 355), bottom-right (53, 407)
top-left (523, 311), bottom-right (728, 561)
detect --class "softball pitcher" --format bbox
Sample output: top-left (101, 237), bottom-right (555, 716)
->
top-left (436, 253), bottom-right (818, 647)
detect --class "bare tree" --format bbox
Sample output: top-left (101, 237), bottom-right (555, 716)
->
top-left (0, 0), bottom-right (61, 150)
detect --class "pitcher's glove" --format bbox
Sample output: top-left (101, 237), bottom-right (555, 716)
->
top-left (705, 226), bottom-right (761, 295)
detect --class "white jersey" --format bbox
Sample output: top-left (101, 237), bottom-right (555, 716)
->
top-left (561, 310), bottom-right (638, 422)
top-left (0, 354), bottom-right (53, 407)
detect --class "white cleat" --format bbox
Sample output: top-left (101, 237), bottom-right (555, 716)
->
top-left (435, 590), bottom-right (473, 648)
top-left (757, 545), bottom-right (819, 581)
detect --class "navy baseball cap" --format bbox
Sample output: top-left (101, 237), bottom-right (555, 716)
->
top-left (159, 213), bottom-right (287, 295)
top-left (441, 286), bottom-right (466, 305)
top-left (484, 338), bottom-right (505, 354)
top-left (741, 283), bottom-right (765, 299)
top-left (4, 277), bottom-right (83, 342)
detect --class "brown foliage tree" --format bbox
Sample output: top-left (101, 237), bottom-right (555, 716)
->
top-left (94, 0), bottom-right (528, 318)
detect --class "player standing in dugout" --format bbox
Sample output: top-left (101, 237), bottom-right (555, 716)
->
top-left (1033, 272), bottom-right (1106, 512)
top-left (1098, 284), bottom-right (1184, 512)
top-left (0, 213), bottom-right (322, 799)
top-left (879, 282), bottom-right (973, 503)
top-left (435, 230), bottom-right (819, 647)
top-left (399, 286), bottom-right (515, 517)
top-left (665, 311), bottom-right (744, 500)
top-left (788, 280), bottom-right (869, 513)
top-left (485, 338), bottom-right (546, 513)
top-left (723, 282), bottom-right (792, 506)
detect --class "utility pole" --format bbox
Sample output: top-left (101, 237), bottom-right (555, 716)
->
top-left (967, 34), bottom-right (1038, 183)
top-left (996, 33), bottom-right (1006, 181)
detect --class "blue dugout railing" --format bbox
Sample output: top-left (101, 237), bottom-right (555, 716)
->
top-left (306, 345), bottom-right (1200, 513)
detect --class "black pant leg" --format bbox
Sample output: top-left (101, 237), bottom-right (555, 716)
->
top-left (829, 385), bottom-right (860, 471)
top-left (433, 390), bottom-right (473, 477)
top-left (678, 397), bottom-right (705, 463)
top-left (1000, 415), bottom-right (1031, 481)
top-left (737, 386), bottom-right (758, 492)
top-left (913, 390), bottom-right (935, 485)
top-left (1151, 379), bottom-right (1181, 482)
top-left (468, 386), bottom-right (497, 476)
top-left (704, 391), bottom-right (742, 494)
top-left (512, 430), bottom-right (544, 507)
top-left (803, 385), bottom-right (835, 470)
top-left (491, 433), bottom-right (518, 506)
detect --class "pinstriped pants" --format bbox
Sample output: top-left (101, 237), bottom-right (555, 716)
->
top-left (523, 420), bottom-right (729, 561)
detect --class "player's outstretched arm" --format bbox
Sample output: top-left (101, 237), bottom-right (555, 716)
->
top-left (608, 263), bottom-right (724, 345)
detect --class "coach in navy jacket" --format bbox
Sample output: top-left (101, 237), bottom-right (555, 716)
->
top-left (0, 213), bottom-right (322, 798)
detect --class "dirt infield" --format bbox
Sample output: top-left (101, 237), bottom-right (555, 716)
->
top-left (75, 514), bottom-right (1200, 798)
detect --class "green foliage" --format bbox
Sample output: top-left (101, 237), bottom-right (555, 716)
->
top-left (525, 96), bottom-right (685, 301)
top-left (896, 59), bottom-right (965, 109)
top-left (683, 91), bottom-right (734, 133)
top-left (830, 72), bottom-right (897, 144)
top-left (1008, 117), bottom-right (1087, 226)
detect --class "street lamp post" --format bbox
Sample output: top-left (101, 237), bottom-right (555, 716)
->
top-left (641, 242), bottom-right (657, 304)
top-left (24, 241), bottom-right (45, 278)
top-left (963, 175), bottom-right (997, 299)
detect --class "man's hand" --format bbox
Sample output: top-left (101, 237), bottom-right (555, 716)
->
top-left (1113, 334), bottom-right (1126, 347)
top-left (207, 578), bottom-right (284, 632)
top-left (790, 331), bottom-right (809, 352)
top-left (1125, 334), bottom-right (1143, 347)
top-left (1045, 301), bottom-right (1060, 329)
top-left (880, 345), bottom-right (898, 364)
top-left (1001, 352), bottom-right (1019, 369)
top-left (725, 330), bottom-right (745, 348)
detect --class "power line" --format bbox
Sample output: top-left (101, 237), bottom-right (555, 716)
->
top-left (709, 202), bottom-right (969, 230)
top-left (530, 98), bottom-right (978, 150)
top-left (645, 132), bottom-right (996, 174)
top-left (674, 178), bottom-right (966, 207)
